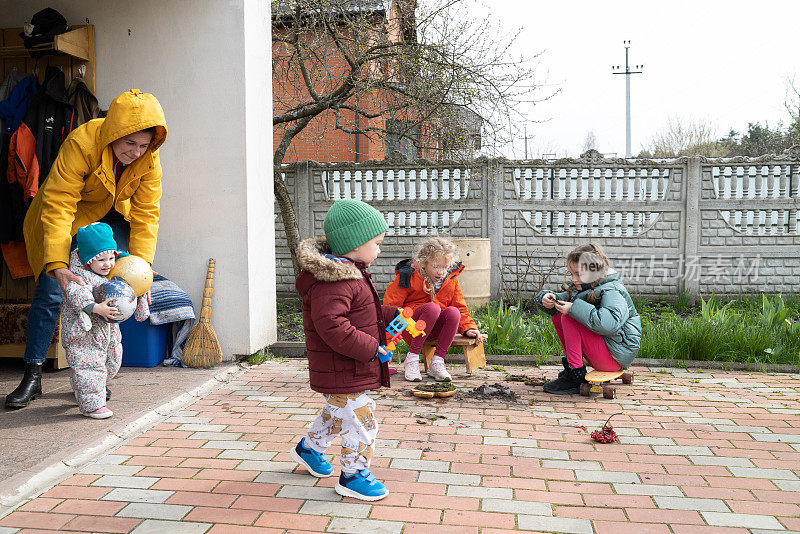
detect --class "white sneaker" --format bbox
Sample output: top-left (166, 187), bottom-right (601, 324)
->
top-left (404, 357), bottom-right (422, 382)
top-left (427, 357), bottom-right (451, 382)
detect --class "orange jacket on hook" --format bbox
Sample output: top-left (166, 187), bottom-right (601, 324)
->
top-left (383, 259), bottom-right (477, 334)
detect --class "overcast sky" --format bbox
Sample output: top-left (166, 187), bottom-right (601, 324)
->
top-left (472, 0), bottom-right (800, 158)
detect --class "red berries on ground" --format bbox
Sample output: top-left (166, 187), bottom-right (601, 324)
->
top-left (591, 413), bottom-right (621, 444)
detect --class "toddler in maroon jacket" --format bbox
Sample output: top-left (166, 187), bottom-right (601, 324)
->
top-left (291, 199), bottom-right (396, 502)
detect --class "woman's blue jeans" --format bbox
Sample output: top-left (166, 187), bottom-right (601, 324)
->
top-left (23, 218), bottom-right (130, 364)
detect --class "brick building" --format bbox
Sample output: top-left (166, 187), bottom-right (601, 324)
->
top-left (272, 0), bottom-right (481, 164)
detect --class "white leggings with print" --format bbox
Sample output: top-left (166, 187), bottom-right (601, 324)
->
top-left (305, 392), bottom-right (377, 475)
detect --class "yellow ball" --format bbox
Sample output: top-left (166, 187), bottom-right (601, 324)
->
top-left (109, 254), bottom-right (153, 297)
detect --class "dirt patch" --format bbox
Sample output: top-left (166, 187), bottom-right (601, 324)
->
top-left (413, 412), bottom-right (447, 425)
top-left (463, 382), bottom-right (519, 402)
top-left (505, 373), bottom-right (547, 387)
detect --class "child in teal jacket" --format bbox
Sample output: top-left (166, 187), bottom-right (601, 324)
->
top-left (536, 243), bottom-right (641, 394)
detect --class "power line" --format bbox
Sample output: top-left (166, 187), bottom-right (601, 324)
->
top-left (612, 40), bottom-right (644, 158)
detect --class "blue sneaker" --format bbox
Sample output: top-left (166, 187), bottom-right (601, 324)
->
top-left (290, 438), bottom-right (333, 477)
top-left (335, 469), bottom-right (389, 501)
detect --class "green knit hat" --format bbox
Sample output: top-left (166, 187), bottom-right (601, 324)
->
top-left (323, 199), bottom-right (388, 256)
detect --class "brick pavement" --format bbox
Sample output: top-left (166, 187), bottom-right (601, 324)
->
top-left (0, 360), bottom-right (798, 533)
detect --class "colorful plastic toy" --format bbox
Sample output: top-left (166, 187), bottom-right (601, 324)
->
top-left (378, 308), bottom-right (426, 363)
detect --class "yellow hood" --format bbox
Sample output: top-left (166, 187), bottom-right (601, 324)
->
top-left (99, 89), bottom-right (167, 150)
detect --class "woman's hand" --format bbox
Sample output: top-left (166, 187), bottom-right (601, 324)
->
top-left (554, 300), bottom-right (573, 315)
top-left (144, 270), bottom-right (159, 305)
top-left (54, 268), bottom-right (85, 293)
top-left (93, 298), bottom-right (120, 321)
top-left (541, 292), bottom-right (557, 309)
top-left (464, 329), bottom-right (487, 342)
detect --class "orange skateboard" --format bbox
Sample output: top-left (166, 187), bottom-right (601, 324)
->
top-left (579, 370), bottom-right (634, 399)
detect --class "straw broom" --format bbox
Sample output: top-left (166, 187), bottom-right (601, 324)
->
top-left (183, 258), bottom-right (222, 368)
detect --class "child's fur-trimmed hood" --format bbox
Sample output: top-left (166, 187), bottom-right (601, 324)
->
top-left (296, 236), bottom-right (363, 283)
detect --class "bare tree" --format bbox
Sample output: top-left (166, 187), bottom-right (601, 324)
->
top-left (581, 130), bottom-right (598, 153)
top-left (786, 76), bottom-right (800, 146)
top-left (272, 0), bottom-right (548, 274)
top-left (639, 117), bottom-right (728, 158)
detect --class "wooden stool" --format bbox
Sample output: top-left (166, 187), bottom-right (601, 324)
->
top-left (421, 334), bottom-right (486, 374)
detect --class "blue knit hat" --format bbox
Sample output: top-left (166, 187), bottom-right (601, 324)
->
top-left (77, 223), bottom-right (122, 268)
top-left (323, 199), bottom-right (388, 255)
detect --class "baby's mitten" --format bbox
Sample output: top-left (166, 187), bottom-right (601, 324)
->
top-left (79, 310), bottom-right (92, 331)
top-left (78, 304), bottom-right (94, 332)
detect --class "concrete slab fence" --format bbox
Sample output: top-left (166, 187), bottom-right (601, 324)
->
top-left (275, 148), bottom-right (800, 300)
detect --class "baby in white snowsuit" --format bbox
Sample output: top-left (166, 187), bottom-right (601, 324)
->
top-left (62, 223), bottom-right (149, 419)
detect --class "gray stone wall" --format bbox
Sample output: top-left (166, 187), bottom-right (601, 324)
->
top-left (276, 148), bottom-right (800, 299)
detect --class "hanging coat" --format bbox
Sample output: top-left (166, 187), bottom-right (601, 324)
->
top-left (23, 89), bottom-right (168, 278)
top-left (7, 66), bottom-right (77, 200)
top-left (0, 70), bottom-right (27, 136)
top-left (67, 77), bottom-right (102, 126)
top-left (0, 74), bottom-right (37, 135)
top-left (0, 70), bottom-right (28, 244)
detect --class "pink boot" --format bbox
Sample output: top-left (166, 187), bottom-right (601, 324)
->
top-left (83, 406), bottom-right (113, 419)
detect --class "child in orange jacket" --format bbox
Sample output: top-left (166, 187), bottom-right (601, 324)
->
top-left (383, 237), bottom-right (486, 382)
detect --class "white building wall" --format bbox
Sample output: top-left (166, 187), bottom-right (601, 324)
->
top-left (0, 0), bottom-right (276, 356)
top-left (243, 0), bottom-right (277, 350)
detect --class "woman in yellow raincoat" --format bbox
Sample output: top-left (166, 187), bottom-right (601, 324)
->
top-left (5, 89), bottom-right (167, 409)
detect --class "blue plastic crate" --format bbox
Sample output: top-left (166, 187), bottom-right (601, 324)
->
top-left (120, 318), bottom-right (168, 367)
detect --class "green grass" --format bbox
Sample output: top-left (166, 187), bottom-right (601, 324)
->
top-left (471, 293), bottom-right (800, 368)
top-left (247, 347), bottom-right (278, 365)
top-left (275, 293), bottom-right (800, 368)
top-left (727, 293), bottom-right (800, 317)
top-left (276, 298), bottom-right (305, 342)
top-left (675, 290), bottom-right (691, 314)
top-left (472, 300), bottom-right (562, 360)
top-left (638, 314), bottom-right (799, 366)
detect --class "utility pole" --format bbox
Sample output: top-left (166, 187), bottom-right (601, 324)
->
top-left (612, 40), bottom-right (643, 158)
top-left (524, 125), bottom-right (528, 160)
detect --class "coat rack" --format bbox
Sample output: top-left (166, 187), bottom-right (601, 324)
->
top-left (0, 24), bottom-right (96, 369)
top-left (0, 24), bottom-right (95, 92)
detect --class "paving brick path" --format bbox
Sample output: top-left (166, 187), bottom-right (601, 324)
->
top-left (0, 360), bottom-right (798, 533)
